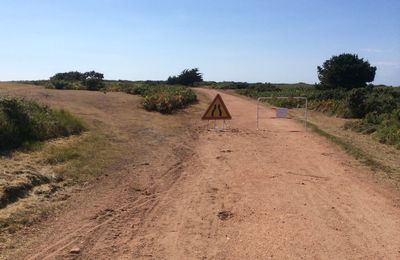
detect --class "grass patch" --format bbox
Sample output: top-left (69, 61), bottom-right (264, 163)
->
top-left (45, 131), bottom-right (120, 183)
top-left (45, 145), bottom-right (81, 165)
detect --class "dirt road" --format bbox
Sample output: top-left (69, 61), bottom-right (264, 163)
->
top-left (3, 86), bottom-right (400, 259)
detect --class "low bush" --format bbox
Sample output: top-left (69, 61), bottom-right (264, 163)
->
top-left (142, 87), bottom-right (197, 114)
top-left (108, 82), bottom-right (197, 114)
top-left (48, 71), bottom-right (104, 91)
top-left (0, 97), bottom-right (85, 150)
top-left (51, 80), bottom-right (74, 90)
top-left (308, 99), bottom-right (350, 117)
top-left (346, 88), bottom-right (399, 118)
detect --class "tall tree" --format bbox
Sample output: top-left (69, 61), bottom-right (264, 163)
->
top-left (317, 54), bottom-right (376, 89)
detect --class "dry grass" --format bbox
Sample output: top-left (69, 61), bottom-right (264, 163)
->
top-left (44, 131), bottom-right (121, 182)
top-left (287, 108), bottom-right (400, 187)
top-left (0, 130), bottom-right (118, 238)
top-left (0, 82), bottom-right (203, 251)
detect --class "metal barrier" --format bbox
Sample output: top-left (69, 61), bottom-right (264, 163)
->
top-left (257, 97), bottom-right (308, 130)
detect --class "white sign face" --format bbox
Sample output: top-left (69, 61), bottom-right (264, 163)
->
top-left (276, 108), bottom-right (288, 118)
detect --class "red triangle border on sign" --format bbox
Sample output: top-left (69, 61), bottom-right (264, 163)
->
top-left (201, 94), bottom-right (232, 120)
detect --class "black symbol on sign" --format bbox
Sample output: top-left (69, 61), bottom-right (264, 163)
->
top-left (212, 104), bottom-right (222, 117)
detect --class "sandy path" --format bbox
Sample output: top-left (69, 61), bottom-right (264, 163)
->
top-left (3, 86), bottom-right (400, 259)
top-left (190, 89), bottom-right (400, 259)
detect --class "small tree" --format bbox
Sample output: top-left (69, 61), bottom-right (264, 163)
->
top-left (167, 76), bottom-right (178, 85)
top-left (50, 71), bottom-right (83, 90)
top-left (82, 71), bottom-right (104, 91)
top-left (49, 71), bottom-right (104, 90)
top-left (177, 68), bottom-right (203, 86)
top-left (317, 54), bottom-right (376, 89)
top-left (167, 68), bottom-right (203, 86)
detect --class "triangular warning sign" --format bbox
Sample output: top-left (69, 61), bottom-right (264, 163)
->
top-left (202, 94), bottom-right (232, 120)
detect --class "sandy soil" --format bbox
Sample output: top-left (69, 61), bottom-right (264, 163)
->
top-left (1, 85), bottom-right (400, 259)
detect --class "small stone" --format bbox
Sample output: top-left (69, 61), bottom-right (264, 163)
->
top-left (217, 210), bottom-right (234, 221)
top-left (70, 247), bottom-right (81, 254)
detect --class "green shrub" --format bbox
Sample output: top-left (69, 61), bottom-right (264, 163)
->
top-left (142, 86), bottom-right (197, 114)
top-left (82, 71), bottom-right (105, 91)
top-left (102, 81), bottom-right (197, 113)
top-left (347, 88), bottom-right (368, 118)
top-left (347, 88), bottom-right (399, 118)
top-left (124, 84), bottom-right (152, 96)
top-left (0, 97), bottom-right (85, 151)
top-left (309, 99), bottom-right (349, 116)
top-left (52, 80), bottom-right (73, 90)
top-left (48, 71), bottom-right (104, 91)
top-left (373, 109), bottom-right (400, 147)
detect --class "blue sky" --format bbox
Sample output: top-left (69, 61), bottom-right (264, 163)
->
top-left (0, 0), bottom-right (399, 85)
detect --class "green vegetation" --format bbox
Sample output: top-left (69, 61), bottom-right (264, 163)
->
top-left (41, 69), bottom-right (199, 114)
top-left (0, 97), bottom-right (85, 150)
top-left (345, 109), bottom-right (400, 148)
top-left (201, 81), bottom-right (282, 90)
top-left (167, 68), bottom-right (203, 86)
top-left (109, 81), bottom-right (197, 114)
top-left (236, 83), bottom-right (399, 148)
top-left (228, 54), bottom-right (399, 149)
top-left (237, 83), bottom-right (347, 115)
top-left (47, 71), bottom-right (105, 90)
